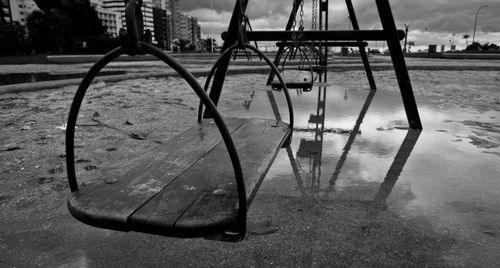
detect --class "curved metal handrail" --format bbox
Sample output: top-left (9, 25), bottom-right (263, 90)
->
top-left (279, 42), bottom-right (327, 75)
top-left (197, 43), bottom-right (239, 123)
top-left (277, 44), bottom-right (314, 85)
top-left (198, 43), bottom-right (294, 131)
top-left (123, 0), bottom-right (143, 55)
top-left (66, 43), bottom-right (246, 233)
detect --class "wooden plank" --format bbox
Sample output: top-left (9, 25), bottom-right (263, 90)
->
top-left (270, 70), bottom-right (313, 89)
top-left (270, 81), bottom-right (313, 89)
top-left (68, 118), bottom-right (247, 231)
top-left (129, 118), bottom-right (291, 237)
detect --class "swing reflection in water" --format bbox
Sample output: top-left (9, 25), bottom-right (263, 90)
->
top-left (265, 70), bottom-right (421, 209)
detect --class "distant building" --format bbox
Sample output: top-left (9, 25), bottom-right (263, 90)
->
top-left (165, 0), bottom-right (201, 50)
top-left (175, 13), bottom-right (192, 41)
top-left (166, 13), bottom-right (173, 49)
top-left (0, 0), bottom-right (12, 24)
top-left (2, 0), bottom-right (38, 25)
top-left (153, 7), bottom-right (167, 48)
top-left (190, 17), bottom-right (201, 50)
top-left (90, 0), bottom-right (121, 37)
top-left (152, 0), bottom-right (168, 10)
top-left (101, 0), bottom-right (156, 42)
top-left (96, 8), bottom-right (122, 37)
top-left (169, 0), bottom-right (180, 40)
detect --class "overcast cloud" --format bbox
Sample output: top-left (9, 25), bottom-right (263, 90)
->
top-left (180, 0), bottom-right (499, 49)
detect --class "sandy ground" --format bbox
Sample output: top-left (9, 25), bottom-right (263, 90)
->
top-left (0, 60), bottom-right (499, 266)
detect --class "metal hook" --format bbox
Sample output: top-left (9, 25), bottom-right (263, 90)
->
top-left (120, 0), bottom-right (144, 55)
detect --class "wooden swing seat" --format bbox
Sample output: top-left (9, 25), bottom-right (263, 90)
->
top-left (270, 70), bottom-right (313, 90)
top-left (69, 117), bottom-right (291, 238)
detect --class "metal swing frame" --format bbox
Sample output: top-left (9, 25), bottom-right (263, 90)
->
top-left (214, 0), bottom-right (422, 130)
top-left (66, 0), bottom-right (294, 242)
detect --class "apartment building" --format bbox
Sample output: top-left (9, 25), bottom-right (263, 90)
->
top-left (0, 0), bottom-right (12, 24)
top-left (101, 0), bottom-right (155, 42)
top-left (1, 0), bottom-right (37, 25)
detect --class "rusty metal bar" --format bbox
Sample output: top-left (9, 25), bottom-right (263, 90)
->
top-left (375, 0), bottom-right (422, 129)
top-left (266, 0), bottom-right (303, 85)
top-left (244, 30), bottom-right (406, 41)
top-left (345, 0), bottom-right (376, 89)
top-left (204, 0), bottom-right (249, 118)
top-left (276, 41), bottom-right (367, 47)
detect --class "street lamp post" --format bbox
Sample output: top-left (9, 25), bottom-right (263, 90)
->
top-left (403, 23), bottom-right (410, 53)
top-left (210, 0), bottom-right (214, 53)
top-left (472, 5), bottom-right (489, 44)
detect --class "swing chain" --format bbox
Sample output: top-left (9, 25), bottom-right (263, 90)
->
top-left (119, 0), bottom-right (145, 56)
top-left (312, 0), bottom-right (318, 30)
top-left (298, 0), bottom-right (304, 39)
top-left (291, 0), bottom-right (298, 41)
top-left (236, 0), bottom-right (251, 50)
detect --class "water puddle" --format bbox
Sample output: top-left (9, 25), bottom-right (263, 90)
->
top-left (217, 71), bottom-right (500, 263)
top-left (0, 71), bottom-right (127, 86)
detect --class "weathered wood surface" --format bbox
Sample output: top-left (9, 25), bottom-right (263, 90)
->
top-left (69, 118), bottom-right (290, 237)
top-left (270, 70), bottom-right (313, 89)
top-left (68, 118), bottom-right (246, 230)
top-left (130, 119), bottom-right (291, 237)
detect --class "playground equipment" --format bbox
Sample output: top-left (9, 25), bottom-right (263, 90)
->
top-left (66, 0), bottom-right (422, 243)
top-left (267, 0), bottom-right (327, 92)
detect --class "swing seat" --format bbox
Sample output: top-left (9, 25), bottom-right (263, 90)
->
top-left (66, 41), bottom-right (294, 241)
top-left (270, 70), bottom-right (313, 91)
top-left (69, 117), bottom-right (291, 238)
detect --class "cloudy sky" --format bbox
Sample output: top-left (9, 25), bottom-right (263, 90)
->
top-left (179, 0), bottom-right (499, 50)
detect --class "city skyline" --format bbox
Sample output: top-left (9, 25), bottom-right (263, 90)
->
top-left (180, 0), bottom-right (499, 50)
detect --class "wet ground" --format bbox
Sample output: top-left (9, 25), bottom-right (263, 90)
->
top-left (0, 64), bottom-right (499, 266)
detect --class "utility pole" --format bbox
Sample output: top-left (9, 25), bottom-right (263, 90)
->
top-left (210, 0), bottom-right (214, 52)
top-left (403, 23), bottom-right (410, 53)
top-left (472, 5), bottom-right (489, 44)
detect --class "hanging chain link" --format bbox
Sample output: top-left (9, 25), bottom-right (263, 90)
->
top-left (292, 0), bottom-right (298, 41)
top-left (298, 0), bottom-right (304, 39)
top-left (312, 0), bottom-right (318, 30)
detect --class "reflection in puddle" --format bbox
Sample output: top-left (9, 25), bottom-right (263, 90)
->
top-left (0, 71), bottom-right (127, 86)
top-left (223, 70), bottom-right (499, 264)
top-left (262, 73), bottom-right (420, 209)
top-left (219, 70), bottom-right (499, 263)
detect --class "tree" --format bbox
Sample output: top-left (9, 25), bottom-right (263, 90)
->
top-left (466, 41), bottom-right (500, 51)
top-left (463, 34), bottom-right (470, 48)
top-left (173, 38), bottom-right (191, 52)
top-left (27, 10), bottom-right (66, 53)
top-left (203, 38), bottom-right (217, 52)
top-left (407, 41), bottom-right (415, 54)
top-left (480, 42), bottom-right (499, 51)
top-left (0, 22), bottom-right (28, 55)
top-left (27, 0), bottom-right (106, 53)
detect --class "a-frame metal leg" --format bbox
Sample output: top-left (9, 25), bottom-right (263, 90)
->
top-left (375, 0), bottom-right (422, 129)
top-left (345, 0), bottom-right (376, 90)
top-left (319, 0), bottom-right (328, 62)
top-left (266, 0), bottom-right (303, 85)
top-left (204, 0), bottom-right (249, 118)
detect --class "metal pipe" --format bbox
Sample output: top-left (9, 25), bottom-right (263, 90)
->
top-left (243, 30), bottom-right (406, 41)
top-left (472, 5), bottom-right (489, 43)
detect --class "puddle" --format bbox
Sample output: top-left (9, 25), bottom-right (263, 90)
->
top-left (2, 69), bottom-right (498, 266)
top-left (0, 71), bottom-right (127, 86)
top-left (215, 71), bottom-right (500, 264)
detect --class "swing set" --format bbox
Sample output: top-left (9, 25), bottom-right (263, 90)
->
top-left (66, 0), bottom-right (422, 242)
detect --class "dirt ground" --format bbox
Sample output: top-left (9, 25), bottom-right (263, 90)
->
top-left (0, 65), bottom-right (499, 266)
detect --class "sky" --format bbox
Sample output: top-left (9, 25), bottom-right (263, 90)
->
top-left (179, 0), bottom-right (500, 51)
